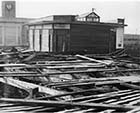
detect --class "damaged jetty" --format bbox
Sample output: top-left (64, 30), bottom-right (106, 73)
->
top-left (0, 0), bottom-right (139, 112)
top-left (0, 49), bottom-right (140, 113)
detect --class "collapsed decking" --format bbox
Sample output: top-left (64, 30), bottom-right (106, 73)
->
top-left (0, 51), bottom-right (140, 112)
top-left (27, 10), bottom-right (126, 54)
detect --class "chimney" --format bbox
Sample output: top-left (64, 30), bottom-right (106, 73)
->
top-left (117, 18), bottom-right (125, 24)
top-left (2, 1), bottom-right (16, 18)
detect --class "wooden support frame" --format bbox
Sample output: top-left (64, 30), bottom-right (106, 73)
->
top-left (0, 77), bottom-right (64, 96)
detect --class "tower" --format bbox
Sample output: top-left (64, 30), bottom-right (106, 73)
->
top-left (2, 1), bottom-right (16, 18)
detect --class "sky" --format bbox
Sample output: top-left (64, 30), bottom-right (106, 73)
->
top-left (0, 0), bottom-right (139, 34)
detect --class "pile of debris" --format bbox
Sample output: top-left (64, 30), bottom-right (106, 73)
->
top-left (0, 50), bottom-right (140, 112)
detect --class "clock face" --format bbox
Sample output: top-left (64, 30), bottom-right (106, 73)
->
top-left (6, 4), bottom-right (13, 10)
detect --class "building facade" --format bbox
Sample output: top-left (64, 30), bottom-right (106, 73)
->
top-left (27, 11), bottom-right (126, 54)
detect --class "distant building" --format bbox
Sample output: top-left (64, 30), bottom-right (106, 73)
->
top-left (124, 34), bottom-right (140, 56)
top-left (27, 10), bottom-right (126, 54)
top-left (124, 34), bottom-right (140, 45)
top-left (0, 1), bottom-right (33, 48)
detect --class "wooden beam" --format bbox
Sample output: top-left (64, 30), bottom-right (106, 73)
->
top-left (47, 76), bottom-right (140, 87)
top-left (45, 64), bottom-right (105, 69)
top-left (0, 52), bottom-right (20, 56)
top-left (37, 88), bottom-right (106, 100)
top-left (0, 98), bottom-right (136, 111)
top-left (53, 81), bottom-right (95, 88)
top-left (22, 53), bottom-right (36, 62)
top-left (0, 72), bottom-right (38, 75)
top-left (0, 64), bottom-right (28, 67)
top-left (53, 80), bottom-right (121, 88)
top-left (35, 60), bottom-right (89, 64)
top-left (0, 69), bottom-right (140, 77)
top-left (0, 68), bottom-right (116, 77)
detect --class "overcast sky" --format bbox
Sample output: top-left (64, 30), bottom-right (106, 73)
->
top-left (0, 0), bottom-right (139, 34)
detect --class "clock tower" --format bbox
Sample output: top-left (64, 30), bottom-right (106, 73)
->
top-left (2, 1), bottom-right (16, 18)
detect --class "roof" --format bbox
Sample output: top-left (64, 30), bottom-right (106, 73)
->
top-left (27, 20), bottom-right (127, 28)
top-left (28, 15), bottom-right (76, 24)
top-left (25, 14), bottom-right (126, 28)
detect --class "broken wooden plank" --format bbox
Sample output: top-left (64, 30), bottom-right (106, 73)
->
top-left (0, 106), bottom-right (44, 112)
top-left (69, 90), bottom-right (132, 102)
top-left (22, 53), bottom-right (36, 62)
top-left (45, 64), bottom-right (105, 69)
top-left (76, 54), bottom-right (113, 65)
top-left (77, 90), bottom-right (139, 103)
top-left (104, 92), bottom-right (140, 104)
top-left (109, 96), bottom-right (140, 105)
top-left (120, 82), bottom-right (140, 90)
top-left (126, 107), bottom-right (140, 113)
top-left (56, 108), bottom-right (81, 113)
top-left (127, 98), bottom-right (140, 105)
top-left (70, 108), bottom-right (94, 113)
top-left (98, 91), bottom-right (140, 113)
top-left (105, 93), bottom-right (140, 105)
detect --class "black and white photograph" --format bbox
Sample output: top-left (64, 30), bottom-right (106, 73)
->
top-left (0, 0), bottom-right (140, 112)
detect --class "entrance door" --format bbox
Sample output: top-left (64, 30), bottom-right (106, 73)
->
top-left (55, 30), bottom-right (69, 52)
top-left (41, 29), bottom-right (49, 51)
top-left (56, 34), bottom-right (65, 52)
